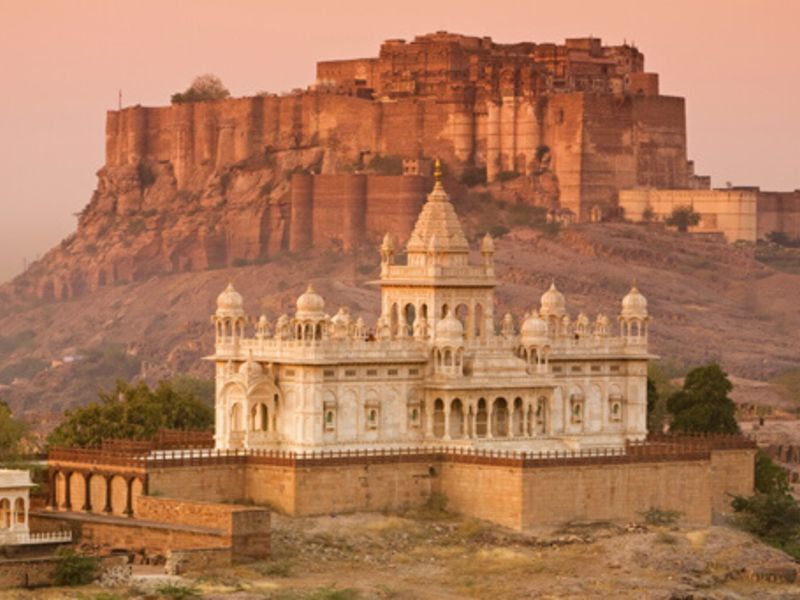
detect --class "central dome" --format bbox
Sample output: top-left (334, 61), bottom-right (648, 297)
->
top-left (435, 310), bottom-right (464, 344)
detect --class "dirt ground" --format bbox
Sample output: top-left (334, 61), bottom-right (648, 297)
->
top-left (6, 510), bottom-right (800, 600)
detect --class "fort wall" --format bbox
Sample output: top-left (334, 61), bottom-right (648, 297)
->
top-left (619, 188), bottom-right (800, 242)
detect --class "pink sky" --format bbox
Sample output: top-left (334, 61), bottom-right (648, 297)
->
top-left (1, 0), bottom-right (798, 283)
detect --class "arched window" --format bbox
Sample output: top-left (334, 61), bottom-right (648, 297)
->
top-left (390, 303), bottom-right (399, 338)
top-left (492, 398), bottom-right (509, 437)
top-left (230, 403), bottom-right (243, 432)
top-left (476, 398), bottom-right (488, 437)
top-left (14, 498), bottom-right (25, 526)
top-left (433, 399), bottom-right (445, 438)
top-left (474, 303), bottom-right (483, 338)
top-left (0, 499), bottom-right (10, 529)
top-left (450, 399), bottom-right (464, 438)
top-left (260, 404), bottom-right (269, 431)
top-left (513, 397), bottom-right (524, 436)
top-left (404, 304), bottom-right (416, 337)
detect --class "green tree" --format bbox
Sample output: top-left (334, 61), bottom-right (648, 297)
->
top-left (171, 74), bottom-right (230, 104)
top-left (47, 379), bottom-right (213, 448)
top-left (666, 363), bottom-right (739, 434)
top-left (646, 376), bottom-right (661, 433)
top-left (754, 449), bottom-right (790, 496)
top-left (665, 205), bottom-right (701, 233)
top-left (0, 399), bottom-right (30, 461)
top-left (732, 491), bottom-right (800, 557)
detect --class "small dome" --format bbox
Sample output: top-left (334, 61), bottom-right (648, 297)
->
top-left (481, 232), bottom-right (495, 253)
top-left (216, 283), bottom-right (244, 315)
top-left (435, 310), bottom-right (464, 344)
top-left (621, 286), bottom-right (648, 318)
top-left (520, 312), bottom-right (548, 344)
top-left (238, 355), bottom-right (262, 378)
top-left (596, 313), bottom-right (609, 327)
top-left (576, 312), bottom-right (590, 327)
top-left (257, 314), bottom-right (268, 326)
top-left (331, 306), bottom-right (352, 327)
top-left (540, 282), bottom-right (566, 317)
top-left (296, 284), bottom-right (325, 318)
top-left (381, 233), bottom-right (394, 250)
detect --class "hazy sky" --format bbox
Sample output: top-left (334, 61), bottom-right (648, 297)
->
top-left (1, 0), bottom-right (798, 283)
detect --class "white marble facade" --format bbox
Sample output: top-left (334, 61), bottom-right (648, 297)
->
top-left (210, 164), bottom-right (652, 453)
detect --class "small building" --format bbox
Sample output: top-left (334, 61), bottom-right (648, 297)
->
top-left (0, 469), bottom-right (70, 547)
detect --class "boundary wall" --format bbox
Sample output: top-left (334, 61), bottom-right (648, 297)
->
top-left (49, 435), bottom-right (755, 530)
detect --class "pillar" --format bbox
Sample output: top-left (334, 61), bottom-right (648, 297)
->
top-left (82, 473), bottom-right (92, 512)
top-left (47, 471), bottom-right (58, 510)
top-left (124, 478), bottom-right (134, 517)
top-left (104, 476), bottom-right (113, 514)
top-left (64, 472), bottom-right (72, 511)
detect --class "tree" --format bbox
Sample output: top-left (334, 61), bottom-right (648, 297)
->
top-left (0, 399), bottom-right (30, 461)
top-left (666, 363), bottom-right (739, 434)
top-left (171, 74), bottom-right (230, 104)
top-left (754, 449), bottom-right (790, 496)
top-left (665, 205), bottom-right (700, 233)
top-left (47, 379), bottom-right (213, 448)
top-left (646, 376), bottom-right (661, 433)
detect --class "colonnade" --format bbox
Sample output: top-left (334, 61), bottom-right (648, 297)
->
top-left (424, 395), bottom-right (548, 440)
top-left (48, 470), bottom-right (146, 517)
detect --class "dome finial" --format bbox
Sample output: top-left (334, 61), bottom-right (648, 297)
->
top-left (434, 158), bottom-right (442, 185)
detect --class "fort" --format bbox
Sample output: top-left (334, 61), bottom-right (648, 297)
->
top-left (13, 31), bottom-right (799, 303)
top-left (105, 32), bottom-right (689, 220)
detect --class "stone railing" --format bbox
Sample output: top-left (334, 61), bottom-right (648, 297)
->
top-left (49, 434), bottom-right (755, 472)
top-left (0, 530), bottom-right (72, 545)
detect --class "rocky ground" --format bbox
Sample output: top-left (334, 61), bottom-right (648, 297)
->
top-left (6, 511), bottom-right (800, 599)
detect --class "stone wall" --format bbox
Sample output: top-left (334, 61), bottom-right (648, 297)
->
top-left (148, 465), bottom-right (246, 504)
top-left (438, 463), bottom-right (523, 529)
top-left (521, 459), bottom-right (711, 527)
top-left (0, 555), bottom-right (127, 590)
top-left (710, 448), bottom-right (755, 515)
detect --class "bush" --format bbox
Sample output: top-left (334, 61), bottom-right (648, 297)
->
top-left (665, 205), bottom-right (700, 233)
top-left (732, 492), bottom-right (800, 556)
top-left (460, 166), bottom-right (487, 187)
top-left (755, 449), bottom-right (790, 495)
top-left (171, 74), bottom-right (230, 104)
top-left (366, 154), bottom-right (403, 175)
top-left (255, 558), bottom-right (293, 577)
top-left (489, 225), bottom-right (510, 238)
top-left (496, 170), bottom-right (521, 182)
top-left (53, 548), bottom-right (100, 586)
top-left (154, 583), bottom-right (200, 600)
top-left (640, 507), bottom-right (681, 526)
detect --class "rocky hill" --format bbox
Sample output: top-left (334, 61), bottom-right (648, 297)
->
top-left (2, 202), bottom-right (800, 433)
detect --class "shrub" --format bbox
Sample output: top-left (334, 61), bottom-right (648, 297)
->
top-left (755, 449), bottom-right (790, 495)
top-left (53, 548), bottom-right (100, 586)
top-left (460, 166), bottom-right (487, 187)
top-left (489, 225), bottom-right (510, 238)
top-left (640, 507), bottom-right (681, 526)
top-left (665, 205), bottom-right (700, 233)
top-left (155, 583), bottom-right (200, 600)
top-left (171, 74), bottom-right (230, 104)
top-left (255, 558), bottom-right (293, 577)
top-left (366, 154), bottom-right (403, 175)
top-left (496, 170), bottom-right (521, 182)
top-left (732, 492), bottom-right (800, 557)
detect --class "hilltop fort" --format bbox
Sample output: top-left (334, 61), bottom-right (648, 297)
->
top-left (6, 31), bottom-right (798, 303)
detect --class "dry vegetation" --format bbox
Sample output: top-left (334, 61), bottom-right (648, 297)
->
top-left (6, 511), bottom-right (800, 599)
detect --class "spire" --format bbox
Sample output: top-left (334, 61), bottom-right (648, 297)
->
top-left (405, 159), bottom-right (469, 253)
